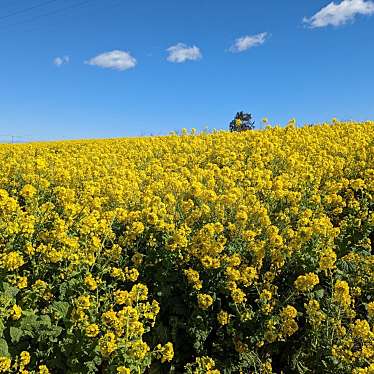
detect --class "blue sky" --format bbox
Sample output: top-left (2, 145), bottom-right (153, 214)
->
top-left (0, 0), bottom-right (373, 140)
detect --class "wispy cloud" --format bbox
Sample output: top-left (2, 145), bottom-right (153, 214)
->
top-left (53, 56), bottom-right (69, 66)
top-left (85, 50), bottom-right (137, 71)
top-left (303, 0), bottom-right (374, 28)
top-left (166, 43), bottom-right (202, 63)
top-left (229, 32), bottom-right (269, 53)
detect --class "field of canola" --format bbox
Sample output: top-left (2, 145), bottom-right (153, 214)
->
top-left (0, 121), bottom-right (373, 374)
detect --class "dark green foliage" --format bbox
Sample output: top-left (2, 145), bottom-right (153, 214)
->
top-left (229, 112), bottom-right (255, 132)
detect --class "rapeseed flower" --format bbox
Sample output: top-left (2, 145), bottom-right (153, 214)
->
top-left (197, 294), bottom-right (214, 310)
top-left (85, 323), bottom-right (100, 337)
top-left (294, 273), bottom-right (319, 293)
top-left (0, 357), bottom-right (11, 372)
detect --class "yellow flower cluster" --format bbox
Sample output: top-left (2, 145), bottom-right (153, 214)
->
top-left (280, 305), bottom-right (299, 338)
top-left (155, 342), bottom-right (174, 363)
top-left (319, 247), bottom-right (337, 272)
top-left (304, 299), bottom-right (326, 327)
top-left (197, 293), bottom-right (214, 310)
top-left (294, 273), bottom-right (320, 293)
top-left (332, 318), bottom-right (374, 370)
top-left (184, 268), bottom-right (203, 290)
top-left (0, 357), bottom-right (11, 372)
top-left (334, 280), bottom-right (351, 309)
top-left (185, 356), bottom-right (221, 374)
top-left (217, 310), bottom-right (230, 326)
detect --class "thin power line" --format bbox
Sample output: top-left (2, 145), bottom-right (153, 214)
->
top-left (1, 0), bottom-right (93, 28)
top-left (13, 0), bottom-right (122, 34)
top-left (0, 0), bottom-right (60, 21)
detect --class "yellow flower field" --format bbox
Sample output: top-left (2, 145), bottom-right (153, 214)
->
top-left (0, 121), bottom-right (373, 373)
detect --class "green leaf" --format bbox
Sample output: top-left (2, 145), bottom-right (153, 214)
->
top-left (10, 326), bottom-right (23, 343)
top-left (20, 313), bottom-right (38, 331)
top-left (51, 301), bottom-right (70, 318)
top-left (85, 360), bottom-right (98, 373)
top-left (0, 338), bottom-right (9, 356)
top-left (39, 315), bottom-right (51, 328)
top-left (49, 325), bottom-right (63, 338)
top-left (0, 320), bottom-right (4, 338)
top-left (2, 282), bottom-right (19, 298)
top-left (314, 289), bottom-right (325, 299)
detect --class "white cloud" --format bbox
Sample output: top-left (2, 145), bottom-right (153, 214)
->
top-left (304, 0), bottom-right (374, 28)
top-left (229, 32), bottom-right (268, 53)
top-left (166, 43), bottom-right (202, 63)
top-left (53, 56), bottom-right (69, 66)
top-left (85, 50), bottom-right (137, 71)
